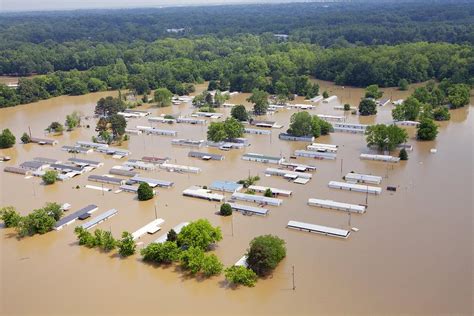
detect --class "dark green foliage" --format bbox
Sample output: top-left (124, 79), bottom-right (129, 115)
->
top-left (154, 88), bottom-right (173, 107)
top-left (365, 85), bottom-right (383, 99)
top-left (95, 96), bottom-right (125, 117)
top-left (20, 132), bottom-right (31, 144)
top-left (358, 98), bottom-right (377, 116)
top-left (207, 118), bottom-right (244, 142)
top-left (141, 241), bottom-right (181, 264)
top-left (94, 229), bottom-right (117, 252)
top-left (343, 104), bottom-right (351, 111)
top-left (137, 182), bottom-right (154, 201)
top-left (43, 202), bottom-right (63, 221)
top-left (0, 129), bottom-right (16, 148)
top-left (432, 107), bottom-right (451, 121)
top-left (202, 254), bottom-right (224, 277)
top-left (237, 175), bottom-right (260, 188)
top-left (247, 89), bottom-right (269, 115)
top-left (167, 229), bottom-right (178, 242)
top-left (365, 124), bottom-right (408, 151)
top-left (246, 235), bottom-right (286, 277)
top-left (220, 203), bottom-right (232, 216)
top-left (231, 105), bottom-right (249, 122)
top-left (177, 219), bottom-right (222, 251)
top-left (399, 148), bottom-right (408, 161)
top-left (225, 266), bottom-right (258, 287)
top-left (417, 118), bottom-right (438, 141)
top-left (322, 91), bottom-right (329, 99)
top-left (447, 84), bottom-right (470, 109)
top-left (398, 79), bottom-right (409, 91)
top-left (0, 206), bottom-right (22, 228)
top-left (392, 97), bottom-right (422, 122)
top-left (264, 189), bottom-right (273, 197)
top-left (179, 247), bottom-right (206, 275)
top-left (287, 111), bottom-right (312, 137)
top-left (42, 170), bottom-right (58, 185)
top-left (17, 208), bottom-right (56, 237)
top-left (74, 226), bottom-right (96, 247)
top-left (108, 114), bottom-right (127, 138)
top-left (46, 121), bottom-right (64, 134)
top-left (118, 231), bottom-right (136, 257)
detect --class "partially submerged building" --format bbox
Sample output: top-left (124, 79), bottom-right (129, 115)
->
top-left (328, 181), bottom-right (382, 195)
top-left (231, 192), bottom-right (283, 206)
top-left (182, 186), bottom-right (224, 202)
top-left (242, 153), bottom-right (284, 164)
top-left (287, 220), bottom-right (350, 239)
top-left (278, 133), bottom-right (314, 142)
top-left (188, 151), bottom-right (224, 161)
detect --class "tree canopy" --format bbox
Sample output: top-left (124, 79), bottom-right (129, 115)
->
top-left (365, 124), bottom-right (408, 151)
top-left (246, 235), bottom-right (286, 277)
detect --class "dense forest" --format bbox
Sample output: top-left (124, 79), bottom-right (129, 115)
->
top-left (0, 1), bottom-right (472, 107)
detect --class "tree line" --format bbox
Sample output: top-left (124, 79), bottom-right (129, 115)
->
top-left (0, 38), bottom-right (471, 108)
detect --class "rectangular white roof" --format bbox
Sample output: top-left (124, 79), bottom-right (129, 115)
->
top-left (132, 218), bottom-right (165, 240)
top-left (287, 220), bottom-right (350, 238)
top-left (154, 222), bottom-right (189, 243)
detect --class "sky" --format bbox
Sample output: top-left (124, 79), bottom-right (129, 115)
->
top-left (0, 0), bottom-right (313, 12)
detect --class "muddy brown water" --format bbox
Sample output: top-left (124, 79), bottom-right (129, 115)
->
top-left (0, 80), bottom-right (472, 315)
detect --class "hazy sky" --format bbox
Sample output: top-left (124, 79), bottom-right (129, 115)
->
top-left (0, 0), bottom-right (304, 12)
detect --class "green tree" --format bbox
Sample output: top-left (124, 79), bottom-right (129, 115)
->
top-left (137, 182), bottom-right (154, 201)
top-left (399, 148), bottom-right (408, 161)
top-left (95, 96), bottom-right (125, 117)
top-left (224, 266), bottom-right (258, 287)
top-left (264, 188), bottom-right (273, 197)
top-left (447, 84), bottom-right (470, 109)
top-left (365, 124), bottom-right (408, 151)
top-left (365, 84), bottom-right (383, 99)
top-left (42, 170), bottom-right (58, 185)
top-left (246, 235), bottom-right (286, 277)
top-left (179, 246), bottom-right (205, 274)
top-left (94, 229), bottom-right (117, 252)
top-left (223, 117), bottom-right (244, 140)
top-left (43, 202), bottom-right (63, 221)
top-left (20, 132), bottom-right (31, 144)
top-left (177, 219), bottom-right (222, 251)
top-left (231, 105), bottom-right (249, 122)
top-left (392, 96), bottom-right (421, 121)
top-left (322, 91), bottom-right (329, 99)
top-left (202, 254), bottom-right (224, 277)
top-left (312, 116), bottom-right (333, 136)
top-left (108, 114), bottom-right (127, 139)
top-left (432, 107), bottom-right (451, 121)
top-left (74, 226), bottom-right (96, 247)
top-left (343, 103), bottom-right (351, 111)
top-left (398, 79), bottom-right (409, 91)
top-left (416, 118), bottom-right (438, 141)
top-left (247, 89), bottom-right (269, 115)
top-left (207, 122), bottom-right (227, 142)
top-left (17, 208), bottom-right (56, 237)
top-left (237, 175), bottom-right (260, 188)
top-left (0, 206), bottom-right (22, 228)
top-left (87, 78), bottom-right (107, 92)
top-left (154, 88), bottom-right (173, 107)
top-left (46, 121), bottom-right (64, 134)
top-left (65, 111), bottom-right (81, 130)
top-left (287, 111), bottom-right (313, 137)
top-left (141, 241), bottom-right (181, 264)
top-left (358, 98), bottom-right (377, 116)
top-left (118, 231), bottom-right (136, 257)
top-left (220, 203), bottom-right (232, 216)
top-left (0, 129), bottom-right (16, 148)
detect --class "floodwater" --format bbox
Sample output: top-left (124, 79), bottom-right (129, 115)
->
top-left (0, 80), bottom-right (472, 315)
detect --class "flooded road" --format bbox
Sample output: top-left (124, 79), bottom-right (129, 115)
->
top-left (0, 81), bottom-right (472, 315)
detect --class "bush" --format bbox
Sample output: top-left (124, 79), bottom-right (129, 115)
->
top-left (74, 226), bottom-right (96, 247)
top-left (398, 79), bottom-right (409, 91)
top-left (167, 229), bottom-right (178, 242)
top-left (322, 91), bottom-right (329, 98)
top-left (231, 104), bottom-right (249, 121)
top-left (432, 107), bottom-right (451, 121)
top-left (46, 121), bottom-right (64, 134)
top-left (43, 202), bottom-right (63, 221)
top-left (0, 128), bottom-right (16, 148)
top-left (343, 103), bottom-right (351, 111)
top-left (365, 124), bottom-right (408, 151)
top-left (94, 229), bottom-right (117, 252)
top-left (0, 206), bottom-right (22, 228)
top-left (177, 219), bottom-right (222, 251)
top-left (202, 254), bottom-right (224, 276)
top-left (264, 188), bottom-right (273, 197)
top-left (42, 170), bottom-right (58, 185)
top-left (224, 266), bottom-right (258, 287)
top-left (417, 118), bottom-right (438, 141)
top-left (137, 182), bottom-right (154, 201)
top-left (20, 132), bottom-right (31, 144)
top-left (220, 203), bottom-right (232, 216)
top-left (246, 235), bottom-right (286, 277)
top-left (141, 241), bottom-right (181, 264)
top-left (358, 98), bottom-right (377, 116)
top-left (399, 148), bottom-right (408, 160)
top-left (118, 231), bottom-right (136, 257)
top-left (179, 246), bottom-right (205, 275)
top-left (17, 208), bottom-right (56, 237)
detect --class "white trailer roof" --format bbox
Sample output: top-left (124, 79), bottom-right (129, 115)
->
top-left (154, 222), bottom-right (189, 243)
top-left (287, 220), bottom-right (350, 238)
top-left (308, 198), bottom-right (366, 213)
top-left (132, 218), bottom-right (165, 240)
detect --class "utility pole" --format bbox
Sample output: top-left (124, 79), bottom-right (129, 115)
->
top-left (231, 214), bottom-right (234, 237)
top-left (292, 265), bottom-right (296, 290)
top-left (154, 204), bottom-right (158, 219)
top-left (348, 211), bottom-right (351, 227)
top-left (365, 185), bottom-right (369, 206)
top-left (28, 126), bottom-right (32, 138)
top-left (340, 158), bottom-right (343, 176)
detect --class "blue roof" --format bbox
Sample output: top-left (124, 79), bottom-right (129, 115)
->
top-left (210, 180), bottom-right (243, 192)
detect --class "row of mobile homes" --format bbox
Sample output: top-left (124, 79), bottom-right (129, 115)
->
top-left (394, 120), bottom-right (420, 127)
top-left (182, 186), bottom-right (224, 202)
top-left (280, 162), bottom-right (317, 172)
top-left (242, 153), bottom-right (284, 164)
top-left (287, 220), bottom-right (350, 239)
top-left (228, 203), bottom-right (269, 216)
top-left (172, 139), bottom-right (205, 147)
top-left (278, 133), bottom-right (314, 142)
top-left (328, 181), bottom-right (382, 195)
top-left (231, 192), bottom-right (283, 206)
top-left (68, 158), bottom-right (103, 168)
top-left (316, 114), bottom-right (345, 122)
top-left (136, 125), bottom-right (177, 136)
top-left (109, 168), bottom-right (137, 177)
top-left (294, 150), bottom-right (337, 160)
top-left (210, 180), bottom-right (243, 193)
top-left (3, 166), bottom-right (31, 176)
top-left (142, 156), bottom-right (169, 164)
top-left (360, 153), bottom-right (400, 163)
top-left (344, 172), bottom-right (382, 185)
top-left (322, 96), bottom-right (338, 103)
top-left (88, 175), bottom-right (127, 186)
top-left (308, 198), bottom-right (366, 213)
top-left (128, 175), bottom-right (174, 188)
top-left (160, 163), bottom-right (201, 174)
top-left (307, 143), bottom-right (338, 153)
top-left (30, 137), bottom-right (58, 146)
top-left (244, 128), bottom-right (272, 135)
top-left (176, 117), bottom-right (207, 125)
top-left (264, 167), bottom-right (313, 180)
top-left (77, 141), bottom-right (108, 149)
top-left (188, 151), bottom-right (224, 161)
top-left (247, 185), bottom-right (292, 197)
top-left (33, 157), bottom-right (61, 164)
top-left (148, 116), bottom-right (177, 124)
top-left (333, 123), bottom-right (368, 134)
top-left (61, 145), bottom-right (93, 154)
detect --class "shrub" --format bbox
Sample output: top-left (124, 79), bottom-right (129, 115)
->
top-left (417, 118), bottom-right (438, 141)
top-left (177, 219), bottom-right (222, 251)
top-left (202, 254), bottom-right (224, 276)
top-left (42, 170), bottom-right (58, 185)
top-left (224, 266), bottom-right (258, 287)
top-left (220, 203), bottom-right (232, 216)
top-left (0, 206), bottom-right (22, 227)
top-left (0, 128), bottom-right (16, 148)
top-left (20, 132), bottom-right (31, 144)
top-left (118, 231), bottom-right (136, 257)
top-left (399, 148), bottom-right (408, 160)
top-left (137, 182), bottom-right (154, 201)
